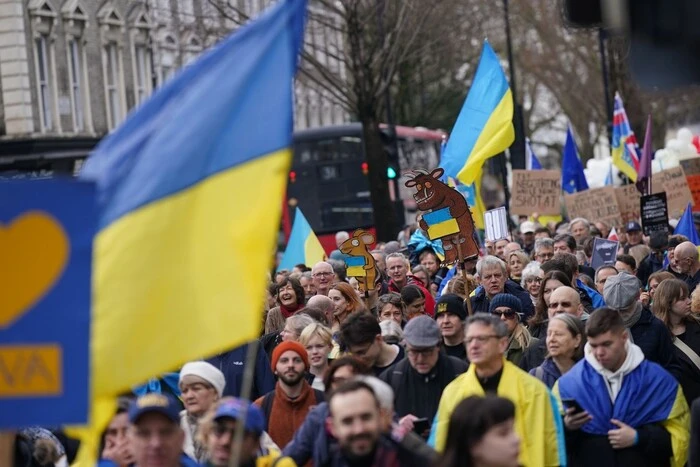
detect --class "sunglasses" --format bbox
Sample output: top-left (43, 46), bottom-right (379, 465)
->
top-left (491, 309), bottom-right (517, 319)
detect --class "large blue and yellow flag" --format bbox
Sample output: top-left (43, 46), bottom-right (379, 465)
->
top-left (611, 92), bottom-right (640, 181)
top-left (440, 41), bottom-right (514, 186)
top-left (73, 0), bottom-right (307, 462)
top-left (278, 208), bottom-right (325, 270)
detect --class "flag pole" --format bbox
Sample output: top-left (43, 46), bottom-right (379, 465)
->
top-left (455, 239), bottom-right (473, 316)
top-left (228, 340), bottom-right (260, 467)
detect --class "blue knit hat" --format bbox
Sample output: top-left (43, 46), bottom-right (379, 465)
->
top-left (488, 293), bottom-right (522, 315)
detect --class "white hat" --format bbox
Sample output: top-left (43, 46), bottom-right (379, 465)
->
top-left (179, 361), bottom-right (226, 397)
top-left (520, 221), bottom-right (538, 234)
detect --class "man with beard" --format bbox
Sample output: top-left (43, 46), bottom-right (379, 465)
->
top-left (254, 341), bottom-right (324, 450)
top-left (327, 380), bottom-right (432, 467)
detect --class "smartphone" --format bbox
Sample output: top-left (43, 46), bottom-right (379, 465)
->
top-left (562, 398), bottom-right (584, 414)
top-left (412, 417), bottom-right (430, 434)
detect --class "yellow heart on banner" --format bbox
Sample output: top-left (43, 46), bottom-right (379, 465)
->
top-left (0, 211), bottom-right (69, 328)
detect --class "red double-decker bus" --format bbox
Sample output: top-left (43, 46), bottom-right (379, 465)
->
top-left (282, 123), bottom-right (446, 253)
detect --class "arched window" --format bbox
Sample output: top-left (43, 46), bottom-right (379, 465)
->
top-left (128, 5), bottom-right (155, 106)
top-left (97, 1), bottom-right (127, 130)
top-left (28, 0), bottom-right (59, 132)
top-left (61, 0), bottom-right (92, 133)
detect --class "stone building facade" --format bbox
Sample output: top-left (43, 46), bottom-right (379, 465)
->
top-left (0, 0), bottom-right (348, 175)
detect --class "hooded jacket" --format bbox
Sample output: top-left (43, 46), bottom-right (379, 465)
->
top-left (388, 275), bottom-right (436, 316)
top-left (470, 280), bottom-right (535, 319)
top-left (554, 341), bottom-right (690, 467)
top-left (430, 359), bottom-right (560, 466)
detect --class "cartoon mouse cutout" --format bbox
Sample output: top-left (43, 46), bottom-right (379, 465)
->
top-left (405, 168), bottom-right (479, 265)
top-left (339, 229), bottom-right (377, 293)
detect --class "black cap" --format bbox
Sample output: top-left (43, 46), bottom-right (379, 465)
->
top-left (434, 293), bottom-right (467, 321)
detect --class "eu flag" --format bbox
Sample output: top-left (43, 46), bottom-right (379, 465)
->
top-left (562, 125), bottom-right (589, 194)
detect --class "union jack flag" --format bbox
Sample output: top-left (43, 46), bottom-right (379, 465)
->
top-left (611, 92), bottom-right (640, 181)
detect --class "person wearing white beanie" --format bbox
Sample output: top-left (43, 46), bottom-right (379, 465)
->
top-left (179, 361), bottom-right (226, 462)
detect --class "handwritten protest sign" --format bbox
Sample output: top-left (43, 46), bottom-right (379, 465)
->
top-left (653, 166), bottom-right (692, 218)
top-left (484, 207), bottom-right (509, 241)
top-left (510, 170), bottom-right (561, 215)
top-left (564, 187), bottom-right (622, 228)
top-left (590, 237), bottom-right (619, 270)
top-left (615, 184), bottom-right (642, 224)
top-left (680, 157), bottom-right (700, 212)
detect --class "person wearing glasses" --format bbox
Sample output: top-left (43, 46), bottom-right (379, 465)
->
top-left (521, 262), bottom-right (544, 307)
top-left (379, 315), bottom-right (467, 438)
top-left (198, 397), bottom-right (295, 467)
top-left (674, 241), bottom-right (700, 293)
top-left (310, 261), bottom-right (335, 296)
top-left (430, 313), bottom-right (561, 467)
top-left (488, 294), bottom-right (540, 367)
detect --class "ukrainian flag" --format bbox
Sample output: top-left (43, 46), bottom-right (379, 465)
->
top-left (440, 41), bottom-right (514, 186)
top-left (345, 256), bottom-right (367, 277)
top-left (278, 208), bottom-right (325, 270)
top-left (72, 0), bottom-right (307, 462)
top-left (424, 207), bottom-right (460, 240)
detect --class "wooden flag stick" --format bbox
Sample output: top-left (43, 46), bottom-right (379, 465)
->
top-left (456, 239), bottom-right (473, 316)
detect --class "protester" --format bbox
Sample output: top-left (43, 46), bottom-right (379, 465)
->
top-left (15, 428), bottom-right (68, 467)
top-left (507, 250), bottom-right (530, 283)
top-left (299, 271), bottom-right (316, 301)
top-left (674, 241), bottom-right (700, 291)
top-left (553, 234), bottom-right (596, 278)
top-left (207, 342), bottom-right (275, 401)
top-left (441, 275), bottom-right (471, 299)
top-left (100, 398), bottom-right (134, 467)
top-left (494, 238), bottom-right (510, 260)
top-left (264, 278), bottom-right (306, 334)
top-left (386, 252), bottom-right (435, 315)
top-left (641, 270), bottom-right (676, 307)
top-left (340, 312), bottom-right (404, 375)
top-left (622, 221), bottom-right (643, 254)
top-left (401, 284), bottom-right (428, 320)
top-left (489, 293), bottom-right (539, 367)
top-left (554, 308), bottom-right (690, 466)
top-left (280, 313), bottom-right (315, 342)
top-left (548, 286), bottom-right (589, 321)
top-left (503, 242), bottom-right (522, 258)
top-left (326, 380), bottom-right (432, 466)
top-left (198, 398), bottom-right (294, 467)
top-left (528, 270), bottom-right (572, 339)
top-left (603, 272), bottom-right (679, 372)
top-left (521, 262), bottom-right (544, 306)
top-left (380, 319), bottom-right (403, 345)
top-left (595, 265), bottom-right (618, 295)
top-left (530, 314), bottom-right (585, 388)
top-left (667, 235), bottom-right (690, 277)
top-left (543, 253), bottom-right (603, 310)
top-left (411, 264), bottom-right (430, 289)
top-left (377, 292), bottom-right (405, 325)
top-left (299, 322), bottom-right (333, 391)
top-left (327, 282), bottom-right (365, 332)
top-left (305, 295), bottom-right (334, 327)
top-left (568, 217), bottom-right (590, 243)
top-left (471, 256), bottom-right (534, 318)
top-left (254, 342), bottom-right (323, 450)
top-left (519, 221), bottom-right (538, 254)
top-left (179, 361), bottom-right (226, 462)
top-left (310, 262), bottom-right (334, 296)
top-left (652, 279), bottom-right (700, 402)
top-left (435, 293), bottom-right (468, 360)
top-left (594, 221), bottom-right (610, 239)
top-left (433, 395), bottom-right (520, 467)
top-left (380, 315), bottom-right (468, 436)
top-left (615, 253), bottom-right (637, 275)
top-left (372, 249), bottom-right (387, 275)
top-left (127, 394), bottom-right (198, 467)
top-left (419, 249), bottom-right (447, 294)
top-left (534, 238), bottom-right (555, 263)
top-left (282, 357), bottom-right (372, 466)
top-left (431, 313), bottom-right (560, 466)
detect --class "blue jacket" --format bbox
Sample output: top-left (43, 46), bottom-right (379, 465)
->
top-left (576, 279), bottom-right (605, 309)
top-left (207, 342), bottom-right (275, 400)
top-left (529, 357), bottom-right (562, 389)
top-left (471, 280), bottom-right (535, 319)
top-left (282, 401), bottom-right (332, 465)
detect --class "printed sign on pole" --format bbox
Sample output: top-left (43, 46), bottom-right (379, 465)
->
top-left (0, 179), bottom-right (95, 428)
top-left (640, 192), bottom-right (670, 236)
top-left (590, 237), bottom-right (620, 271)
top-left (484, 207), bottom-right (509, 242)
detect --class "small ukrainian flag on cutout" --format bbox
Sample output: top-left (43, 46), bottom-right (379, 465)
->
top-left (345, 256), bottom-right (367, 277)
top-left (423, 207), bottom-right (460, 240)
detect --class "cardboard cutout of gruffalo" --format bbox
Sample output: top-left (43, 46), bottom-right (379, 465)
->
top-left (405, 168), bottom-right (480, 265)
top-left (339, 229), bottom-right (377, 294)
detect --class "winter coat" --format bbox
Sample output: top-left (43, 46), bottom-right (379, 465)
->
top-left (207, 342), bottom-right (276, 400)
top-left (470, 280), bottom-right (535, 319)
top-left (529, 357), bottom-right (563, 389)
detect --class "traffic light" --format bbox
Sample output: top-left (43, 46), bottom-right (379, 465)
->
top-left (387, 166), bottom-right (397, 179)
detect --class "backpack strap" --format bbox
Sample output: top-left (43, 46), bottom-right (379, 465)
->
top-left (260, 391), bottom-right (275, 430)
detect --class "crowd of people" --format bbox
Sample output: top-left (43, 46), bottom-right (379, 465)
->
top-left (13, 216), bottom-right (700, 467)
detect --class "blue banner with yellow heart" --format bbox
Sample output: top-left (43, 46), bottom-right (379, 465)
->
top-left (0, 179), bottom-right (94, 428)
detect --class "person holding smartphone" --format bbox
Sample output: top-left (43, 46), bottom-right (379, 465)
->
top-left (554, 308), bottom-right (689, 466)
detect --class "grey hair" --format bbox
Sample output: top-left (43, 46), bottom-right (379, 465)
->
top-left (379, 320), bottom-right (403, 344)
top-left (466, 312), bottom-right (509, 337)
top-left (569, 218), bottom-right (590, 229)
top-left (534, 237), bottom-right (554, 253)
top-left (286, 313), bottom-right (316, 336)
top-left (476, 255), bottom-right (506, 277)
top-left (301, 271), bottom-right (313, 280)
top-left (385, 252), bottom-right (409, 266)
top-left (520, 262), bottom-right (543, 288)
top-left (354, 376), bottom-right (394, 411)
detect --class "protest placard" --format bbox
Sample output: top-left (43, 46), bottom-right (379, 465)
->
top-left (640, 192), bottom-right (669, 236)
top-left (615, 184), bottom-right (641, 224)
top-left (654, 166), bottom-right (693, 217)
top-left (590, 237), bottom-right (619, 271)
top-left (510, 170), bottom-right (561, 215)
top-left (564, 187), bottom-right (622, 228)
top-left (680, 157), bottom-right (700, 212)
top-left (484, 207), bottom-right (509, 241)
